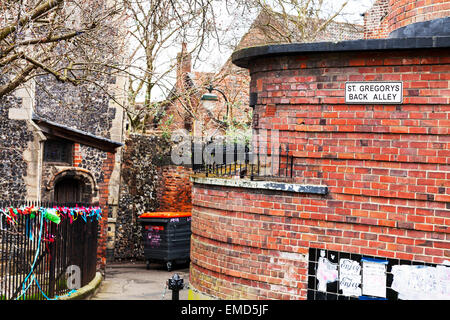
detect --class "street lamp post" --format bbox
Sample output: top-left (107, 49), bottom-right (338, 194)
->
top-left (203, 83), bottom-right (229, 121)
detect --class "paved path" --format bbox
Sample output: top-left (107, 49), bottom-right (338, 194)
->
top-left (91, 261), bottom-right (190, 300)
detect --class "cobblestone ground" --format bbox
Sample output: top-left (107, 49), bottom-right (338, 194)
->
top-left (91, 261), bottom-right (190, 300)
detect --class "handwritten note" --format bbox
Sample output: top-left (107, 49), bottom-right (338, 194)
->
top-left (339, 259), bottom-right (361, 297)
top-left (391, 264), bottom-right (450, 300)
top-left (340, 258), bottom-right (361, 274)
top-left (362, 258), bottom-right (387, 298)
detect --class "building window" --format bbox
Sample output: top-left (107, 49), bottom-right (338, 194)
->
top-left (44, 139), bottom-right (73, 164)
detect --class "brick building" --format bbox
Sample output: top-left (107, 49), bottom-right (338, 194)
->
top-left (188, 0), bottom-right (450, 300)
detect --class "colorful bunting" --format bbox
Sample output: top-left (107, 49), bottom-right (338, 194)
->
top-left (0, 205), bottom-right (102, 226)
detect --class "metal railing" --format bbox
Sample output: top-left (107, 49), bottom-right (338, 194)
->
top-left (191, 142), bottom-right (294, 181)
top-left (0, 200), bottom-right (99, 300)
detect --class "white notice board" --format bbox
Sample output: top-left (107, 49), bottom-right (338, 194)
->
top-left (362, 258), bottom-right (388, 298)
top-left (345, 82), bottom-right (403, 104)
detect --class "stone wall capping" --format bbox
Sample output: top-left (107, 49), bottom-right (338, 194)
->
top-left (191, 176), bottom-right (328, 195)
top-left (232, 36), bottom-right (450, 68)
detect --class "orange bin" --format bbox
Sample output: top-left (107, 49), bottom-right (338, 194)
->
top-left (138, 211), bottom-right (192, 271)
top-left (139, 211), bottom-right (191, 218)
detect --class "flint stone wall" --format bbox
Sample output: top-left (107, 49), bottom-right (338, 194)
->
top-left (0, 93), bottom-right (34, 202)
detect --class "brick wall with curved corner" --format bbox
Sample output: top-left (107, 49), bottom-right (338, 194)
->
top-left (364, 0), bottom-right (450, 39)
top-left (189, 47), bottom-right (449, 300)
top-left (386, 0), bottom-right (450, 34)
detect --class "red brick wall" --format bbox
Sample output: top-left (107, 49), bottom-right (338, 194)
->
top-left (387, 0), bottom-right (450, 34)
top-left (73, 143), bottom-right (82, 167)
top-left (364, 0), bottom-right (450, 38)
top-left (97, 151), bottom-right (116, 271)
top-left (363, 0), bottom-right (389, 39)
top-left (364, 0), bottom-right (450, 39)
top-left (189, 48), bottom-right (450, 299)
top-left (157, 165), bottom-right (192, 212)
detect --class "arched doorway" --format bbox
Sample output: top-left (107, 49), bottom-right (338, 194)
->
top-left (54, 177), bottom-right (82, 203)
top-left (49, 169), bottom-right (97, 205)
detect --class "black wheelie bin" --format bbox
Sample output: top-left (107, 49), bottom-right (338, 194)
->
top-left (138, 211), bottom-right (191, 271)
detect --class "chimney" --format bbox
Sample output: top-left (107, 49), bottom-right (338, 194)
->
top-left (176, 43), bottom-right (192, 90)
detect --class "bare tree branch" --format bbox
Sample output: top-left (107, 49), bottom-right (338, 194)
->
top-left (0, 0), bottom-right (126, 100)
top-left (0, 0), bottom-right (64, 42)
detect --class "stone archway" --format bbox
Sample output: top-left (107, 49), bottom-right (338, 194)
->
top-left (46, 168), bottom-right (99, 204)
